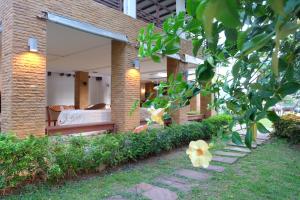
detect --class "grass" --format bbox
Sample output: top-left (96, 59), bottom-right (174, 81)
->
top-left (4, 138), bottom-right (300, 200)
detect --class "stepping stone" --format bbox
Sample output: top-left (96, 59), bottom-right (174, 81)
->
top-left (224, 146), bottom-right (251, 153)
top-left (204, 165), bottom-right (225, 172)
top-left (212, 156), bottom-right (238, 164)
top-left (130, 183), bottom-right (178, 200)
top-left (214, 150), bottom-right (247, 157)
top-left (105, 195), bottom-right (127, 200)
top-left (155, 176), bottom-right (192, 192)
top-left (255, 139), bottom-right (265, 145)
top-left (143, 187), bottom-right (178, 200)
top-left (227, 142), bottom-right (257, 149)
top-left (175, 169), bottom-right (211, 181)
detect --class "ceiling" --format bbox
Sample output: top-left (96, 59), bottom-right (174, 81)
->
top-left (94, 0), bottom-right (176, 27)
top-left (47, 22), bottom-right (168, 81)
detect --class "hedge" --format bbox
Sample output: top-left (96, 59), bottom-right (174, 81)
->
top-left (0, 114), bottom-right (232, 191)
top-left (274, 114), bottom-right (300, 144)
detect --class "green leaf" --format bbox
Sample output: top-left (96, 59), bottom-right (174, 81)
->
top-left (130, 100), bottom-right (140, 116)
top-left (192, 39), bottom-right (202, 56)
top-left (256, 122), bottom-right (270, 133)
top-left (216, 0), bottom-right (241, 28)
top-left (241, 32), bottom-right (273, 55)
top-left (270, 0), bottom-right (285, 16)
top-left (225, 27), bottom-right (238, 42)
top-left (264, 96), bottom-right (280, 110)
top-left (151, 54), bottom-right (161, 63)
top-left (232, 131), bottom-right (243, 145)
top-left (232, 60), bottom-right (242, 78)
top-left (278, 22), bottom-right (300, 39)
top-left (163, 38), bottom-right (180, 55)
top-left (244, 108), bottom-right (256, 121)
top-left (237, 31), bottom-right (248, 50)
top-left (267, 111), bottom-right (280, 122)
top-left (245, 129), bottom-right (252, 149)
top-left (138, 28), bottom-right (145, 42)
top-left (196, 61), bottom-right (215, 82)
top-left (277, 82), bottom-right (300, 97)
top-left (199, 0), bottom-right (218, 41)
top-left (187, 0), bottom-right (202, 17)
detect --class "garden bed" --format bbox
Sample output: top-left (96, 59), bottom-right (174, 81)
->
top-left (0, 114), bottom-right (232, 195)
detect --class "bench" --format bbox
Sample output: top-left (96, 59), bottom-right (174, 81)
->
top-left (46, 122), bottom-right (116, 136)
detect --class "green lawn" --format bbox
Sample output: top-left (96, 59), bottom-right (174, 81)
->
top-left (4, 138), bottom-right (300, 200)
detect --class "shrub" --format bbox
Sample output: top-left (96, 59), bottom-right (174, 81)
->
top-left (0, 114), bottom-right (232, 191)
top-left (274, 114), bottom-right (300, 144)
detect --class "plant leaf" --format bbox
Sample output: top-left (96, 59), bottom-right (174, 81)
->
top-left (267, 111), bottom-right (280, 122)
top-left (245, 129), bottom-right (252, 149)
top-left (270, 0), bottom-right (285, 16)
top-left (256, 122), bottom-right (270, 133)
top-left (278, 82), bottom-right (300, 97)
top-left (232, 131), bottom-right (243, 145)
top-left (241, 32), bottom-right (273, 55)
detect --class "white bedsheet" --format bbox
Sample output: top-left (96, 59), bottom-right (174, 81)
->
top-left (57, 108), bottom-right (150, 126)
top-left (57, 109), bottom-right (111, 125)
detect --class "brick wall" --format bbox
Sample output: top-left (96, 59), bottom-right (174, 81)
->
top-left (1, 0), bottom-right (47, 138)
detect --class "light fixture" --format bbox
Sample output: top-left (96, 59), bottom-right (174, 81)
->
top-left (132, 58), bottom-right (140, 70)
top-left (28, 37), bottom-right (38, 52)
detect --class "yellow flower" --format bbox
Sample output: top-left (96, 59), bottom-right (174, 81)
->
top-left (148, 107), bottom-right (165, 125)
top-left (186, 140), bottom-right (212, 168)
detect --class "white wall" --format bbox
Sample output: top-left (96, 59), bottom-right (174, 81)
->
top-left (47, 73), bottom-right (111, 106)
top-left (88, 75), bottom-right (111, 105)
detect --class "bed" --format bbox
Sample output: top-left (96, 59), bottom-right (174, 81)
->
top-left (57, 108), bottom-right (150, 126)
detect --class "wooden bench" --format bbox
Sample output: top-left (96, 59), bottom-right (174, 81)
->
top-left (187, 114), bottom-right (204, 122)
top-left (46, 122), bottom-right (116, 136)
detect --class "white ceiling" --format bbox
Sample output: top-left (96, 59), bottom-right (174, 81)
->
top-left (47, 22), bottom-right (167, 80)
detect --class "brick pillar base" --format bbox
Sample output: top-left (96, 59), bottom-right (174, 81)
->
top-left (167, 57), bottom-right (189, 124)
top-left (0, 1), bottom-right (47, 138)
top-left (111, 41), bottom-right (140, 132)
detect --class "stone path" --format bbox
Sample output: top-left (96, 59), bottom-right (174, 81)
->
top-left (105, 131), bottom-right (270, 200)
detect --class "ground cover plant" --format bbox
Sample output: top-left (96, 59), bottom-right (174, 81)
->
top-left (0, 114), bottom-right (231, 193)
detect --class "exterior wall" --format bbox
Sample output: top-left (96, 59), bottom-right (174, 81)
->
top-left (111, 40), bottom-right (140, 131)
top-left (0, 0), bottom-right (195, 136)
top-left (0, 0), bottom-right (47, 138)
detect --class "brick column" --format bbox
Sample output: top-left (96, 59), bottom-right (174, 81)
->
top-left (190, 94), bottom-right (201, 112)
top-left (111, 40), bottom-right (140, 132)
top-left (75, 71), bottom-right (89, 109)
top-left (167, 57), bottom-right (189, 124)
top-left (0, 1), bottom-right (47, 137)
top-left (200, 93), bottom-right (214, 118)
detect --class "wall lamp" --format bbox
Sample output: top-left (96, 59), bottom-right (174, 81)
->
top-left (28, 37), bottom-right (38, 52)
top-left (132, 58), bottom-right (140, 70)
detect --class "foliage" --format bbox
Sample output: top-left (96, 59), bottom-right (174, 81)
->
top-left (0, 114), bottom-right (232, 191)
top-left (274, 114), bottom-right (300, 143)
top-left (6, 139), bottom-right (300, 199)
top-left (138, 0), bottom-right (300, 148)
